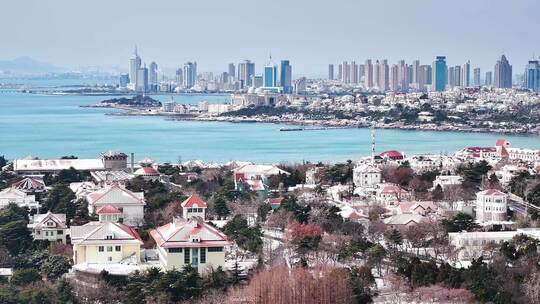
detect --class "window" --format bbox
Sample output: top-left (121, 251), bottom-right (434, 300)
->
top-left (169, 248), bottom-right (182, 253)
top-left (107, 246), bottom-right (113, 252)
top-left (184, 249), bottom-right (190, 264)
top-left (115, 246), bottom-right (121, 252)
top-left (105, 234), bottom-right (114, 240)
top-left (200, 248), bottom-right (206, 264)
top-left (37, 230), bottom-right (41, 235)
top-left (208, 247), bottom-right (223, 252)
top-left (57, 230), bottom-right (63, 235)
top-left (108, 257), bottom-right (112, 262)
top-left (98, 246), bottom-right (104, 252)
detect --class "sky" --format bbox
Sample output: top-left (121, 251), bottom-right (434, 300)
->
top-left (1, 0), bottom-right (539, 77)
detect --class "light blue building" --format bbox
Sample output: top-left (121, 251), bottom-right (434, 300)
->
top-left (432, 56), bottom-right (447, 92)
top-left (525, 60), bottom-right (540, 92)
top-left (264, 64), bottom-right (277, 87)
top-left (183, 61), bottom-right (197, 88)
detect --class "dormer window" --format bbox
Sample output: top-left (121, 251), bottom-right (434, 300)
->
top-left (190, 236), bottom-right (200, 243)
top-left (46, 221), bottom-right (55, 227)
top-left (105, 234), bottom-right (114, 240)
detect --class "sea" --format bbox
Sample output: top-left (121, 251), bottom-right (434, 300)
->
top-left (0, 79), bottom-right (539, 164)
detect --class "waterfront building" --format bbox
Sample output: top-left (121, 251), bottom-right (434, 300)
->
top-left (473, 68), bottom-right (481, 86)
top-left (432, 56), bottom-right (447, 92)
top-left (183, 62), bottom-right (197, 89)
top-left (129, 46), bottom-right (141, 88)
top-left (86, 184), bottom-right (146, 226)
top-left (136, 65), bottom-right (148, 92)
top-left (364, 59), bottom-right (373, 89)
top-left (328, 64), bottom-right (334, 80)
top-left (119, 74), bottom-right (129, 88)
top-left (150, 217), bottom-right (230, 273)
top-left (228, 63), bottom-right (235, 79)
top-left (494, 55), bottom-right (512, 88)
top-left (461, 61), bottom-right (470, 87)
top-left (475, 189), bottom-right (508, 223)
top-left (280, 60), bottom-right (292, 93)
top-left (238, 60), bottom-right (255, 88)
top-left (525, 60), bottom-right (540, 92)
top-left (485, 71), bottom-right (493, 86)
top-left (28, 211), bottom-right (68, 243)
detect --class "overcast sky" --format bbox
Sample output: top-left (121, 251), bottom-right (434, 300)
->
top-left (2, 0), bottom-right (539, 77)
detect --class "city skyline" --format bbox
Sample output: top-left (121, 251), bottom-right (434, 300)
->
top-left (0, 0), bottom-right (539, 76)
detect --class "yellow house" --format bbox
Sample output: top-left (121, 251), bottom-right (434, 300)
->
top-left (70, 220), bottom-right (143, 266)
top-left (150, 217), bottom-right (230, 273)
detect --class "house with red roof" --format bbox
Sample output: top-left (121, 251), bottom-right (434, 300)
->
top-left (181, 195), bottom-right (207, 219)
top-left (376, 183), bottom-right (411, 205)
top-left (96, 204), bottom-right (123, 223)
top-left (86, 184), bottom-right (145, 226)
top-left (12, 177), bottom-right (46, 194)
top-left (150, 217), bottom-right (231, 273)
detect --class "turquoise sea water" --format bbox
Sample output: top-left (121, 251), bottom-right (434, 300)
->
top-left (0, 90), bottom-right (538, 164)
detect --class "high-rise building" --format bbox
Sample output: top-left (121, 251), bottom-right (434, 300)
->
top-left (293, 77), bottom-right (307, 95)
top-left (432, 56), bottom-right (447, 92)
top-left (183, 61), bottom-right (197, 88)
top-left (175, 68), bottom-right (183, 86)
top-left (453, 65), bottom-right (462, 87)
top-left (136, 64), bottom-right (148, 92)
top-left (525, 60), bottom-right (540, 92)
top-left (373, 60), bottom-right (380, 89)
top-left (397, 60), bottom-right (409, 91)
top-left (461, 61), bottom-right (470, 87)
top-left (494, 55), bottom-right (512, 88)
top-left (253, 75), bottom-right (263, 88)
top-left (129, 46), bottom-right (142, 88)
top-left (238, 60), bottom-right (255, 88)
top-left (119, 74), bottom-right (129, 88)
top-left (351, 61), bottom-right (359, 84)
top-left (473, 68), bottom-right (481, 86)
top-left (417, 65), bottom-right (431, 91)
top-left (364, 59), bottom-right (373, 89)
top-left (149, 62), bottom-right (158, 91)
top-left (379, 60), bottom-right (389, 92)
top-left (264, 57), bottom-right (277, 87)
top-left (341, 61), bottom-right (350, 83)
top-left (389, 64), bottom-right (399, 91)
top-left (228, 63), bottom-right (235, 79)
top-left (485, 71), bottom-right (493, 86)
top-left (328, 64), bottom-right (334, 80)
top-left (337, 63), bottom-right (343, 81)
top-left (412, 60), bottom-right (420, 85)
top-left (448, 66), bottom-right (455, 87)
top-left (280, 60), bottom-right (292, 93)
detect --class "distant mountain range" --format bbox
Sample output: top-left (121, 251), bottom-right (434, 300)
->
top-left (0, 56), bottom-right (66, 75)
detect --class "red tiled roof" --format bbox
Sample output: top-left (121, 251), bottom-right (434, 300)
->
top-left (181, 194), bottom-right (207, 208)
top-left (380, 150), bottom-right (403, 159)
top-left (349, 212), bottom-right (369, 220)
top-left (267, 197), bottom-right (284, 206)
top-left (117, 223), bottom-right (143, 242)
top-left (12, 177), bottom-right (45, 191)
top-left (96, 204), bottom-right (121, 214)
top-left (495, 139), bottom-right (507, 146)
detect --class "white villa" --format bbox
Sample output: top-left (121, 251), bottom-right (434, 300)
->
top-left (353, 163), bottom-right (382, 188)
top-left (475, 189), bottom-right (508, 224)
top-left (86, 184), bottom-right (145, 226)
top-left (27, 211), bottom-right (69, 243)
top-left (150, 217), bottom-right (230, 273)
top-left (432, 175), bottom-right (463, 190)
top-left (0, 187), bottom-right (40, 210)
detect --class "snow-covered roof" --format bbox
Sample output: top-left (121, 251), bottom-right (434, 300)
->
top-left (86, 184), bottom-right (145, 207)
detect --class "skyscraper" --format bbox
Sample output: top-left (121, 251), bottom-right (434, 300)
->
top-left (183, 61), bottom-right (197, 88)
top-left (397, 60), bottom-right (409, 91)
top-left (228, 63), bottom-right (235, 79)
top-left (175, 68), bottom-right (183, 86)
top-left (525, 60), bottom-right (540, 92)
top-left (389, 64), bottom-right (399, 91)
top-left (448, 66), bottom-right (455, 87)
top-left (461, 61), bottom-right (470, 87)
top-left (149, 61), bottom-right (158, 91)
top-left (136, 64), bottom-right (148, 92)
top-left (129, 46), bottom-right (142, 88)
top-left (364, 59), bottom-right (373, 89)
top-left (379, 60), bottom-right (389, 92)
top-left (373, 60), bottom-right (380, 89)
top-left (119, 74), bottom-right (129, 88)
top-left (473, 68), bottom-right (481, 86)
top-left (337, 63), bottom-right (343, 81)
top-left (328, 64), bottom-right (334, 80)
top-left (412, 60), bottom-right (420, 89)
top-left (238, 60), bottom-right (255, 88)
top-left (341, 61), bottom-right (350, 83)
top-left (280, 60), bottom-right (292, 93)
top-left (350, 61), bottom-right (359, 84)
top-left (264, 57), bottom-right (277, 87)
top-left (494, 55), bottom-right (512, 88)
top-left (432, 56), bottom-right (447, 92)
top-left (485, 71), bottom-right (493, 86)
